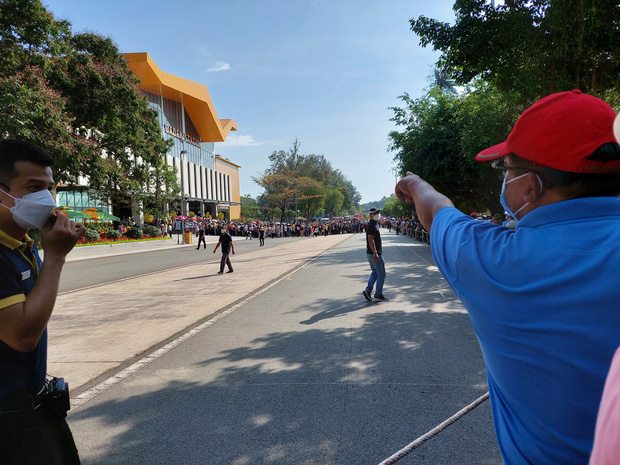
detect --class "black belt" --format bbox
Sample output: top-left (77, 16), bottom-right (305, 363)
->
top-left (0, 394), bottom-right (44, 413)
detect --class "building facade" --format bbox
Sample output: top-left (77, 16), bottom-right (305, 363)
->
top-left (125, 52), bottom-right (240, 221)
top-left (58, 53), bottom-right (241, 223)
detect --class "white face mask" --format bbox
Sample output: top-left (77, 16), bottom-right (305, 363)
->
top-left (0, 188), bottom-right (57, 229)
top-left (373, 213), bottom-right (381, 221)
top-left (500, 172), bottom-right (543, 222)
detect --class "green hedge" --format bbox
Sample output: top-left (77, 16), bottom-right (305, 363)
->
top-left (84, 229), bottom-right (100, 242)
top-left (124, 227), bottom-right (143, 239)
top-left (106, 230), bottom-right (121, 240)
top-left (143, 225), bottom-right (160, 237)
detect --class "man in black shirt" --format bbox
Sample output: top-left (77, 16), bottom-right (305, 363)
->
top-left (0, 140), bottom-right (85, 464)
top-left (213, 226), bottom-right (235, 274)
top-left (363, 207), bottom-right (388, 302)
top-left (196, 226), bottom-right (207, 250)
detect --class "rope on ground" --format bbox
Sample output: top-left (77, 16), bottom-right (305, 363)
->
top-left (377, 391), bottom-right (490, 465)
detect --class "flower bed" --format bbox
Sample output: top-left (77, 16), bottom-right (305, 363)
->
top-left (75, 235), bottom-right (171, 247)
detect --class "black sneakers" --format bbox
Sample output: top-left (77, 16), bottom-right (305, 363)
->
top-left (226, 270), bottom-right (234, 273)
top-left (374, 294), bottom-right (388, 302)
top-left (362, 290), bottom-right (372, 302)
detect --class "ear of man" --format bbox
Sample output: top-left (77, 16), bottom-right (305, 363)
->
top-left (522, 171), bottom-right (544, 203)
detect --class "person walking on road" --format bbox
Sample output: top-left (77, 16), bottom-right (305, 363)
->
top-left (0, 140), bottom-right (86, 464)
top-left (196, 227), bottom-right (207, 250)
top-left (259, 225), bottom-right (265, 246)
top-left (213, 226), bottom-right (234, 274)
top-left (362, 207), bottom-right (388, 302)
top-left (394, 90), bottom-right (620, 465)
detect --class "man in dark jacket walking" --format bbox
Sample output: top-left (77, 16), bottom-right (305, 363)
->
top-left (213, 226), bottom-right (235, 274)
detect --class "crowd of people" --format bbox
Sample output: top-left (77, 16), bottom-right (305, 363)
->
top-left (151, 217), bottom-right (373, 241)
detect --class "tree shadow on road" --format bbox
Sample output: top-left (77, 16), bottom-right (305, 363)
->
top-left (68, 233), bottom-right (501, 465)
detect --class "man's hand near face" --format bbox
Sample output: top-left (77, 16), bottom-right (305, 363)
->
top-left (41, 213), bottom-right (86, 263)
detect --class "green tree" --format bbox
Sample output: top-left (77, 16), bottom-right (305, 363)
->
top-left (381, 194), bottom-right (414, 219)
top-left (144, 159), bottom-right (180, 218)
top-left (48, 32), bottom-right (173, 197)
top-left (0, 0), bottom-right (92, 179)
top-left (433, 68), bottom-right (457, 95)
top-left (240, 195), bottom-right (261, 220)
top-left (254, 139), bottom-right (361, 218)
top-left (0, 0), bottom-right (176, 209)
top-left (298, 184), bottom-right (324, 220)
top-left (323, 189), bottom-right (345, 216)
top-left (389, 83), bottom-right (523, 213)
top-left (252, 173), bottom-right (316, 222)
top-left (411, 0), bottom-right (620, 99)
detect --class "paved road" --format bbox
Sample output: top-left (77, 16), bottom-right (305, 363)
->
top-left (62, 231), bottom-right (502, 464)
top-left (58, 235), bottom-right (298, 292)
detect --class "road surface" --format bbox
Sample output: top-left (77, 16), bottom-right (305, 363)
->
top-left (57, 231), bottom-right (501, 464)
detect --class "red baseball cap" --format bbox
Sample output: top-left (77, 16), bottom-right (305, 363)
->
top-left (475, 90), bottom-right (620, 173)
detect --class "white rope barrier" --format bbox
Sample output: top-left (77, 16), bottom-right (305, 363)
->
top-left (378, 391), bottom-right (490, 465)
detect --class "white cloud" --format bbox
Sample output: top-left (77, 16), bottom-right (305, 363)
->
top-left (219, 134), bottom-right (273, 147)
top-left (207, 61), bottom-right (231, 72)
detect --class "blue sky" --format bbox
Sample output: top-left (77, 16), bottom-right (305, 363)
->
top-left (43, 0), bottom-right (457, 204)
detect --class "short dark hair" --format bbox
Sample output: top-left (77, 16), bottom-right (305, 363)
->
top-left (0, 140), bottom-right (54, 190)
top-left (508, 142), bottom-right (620, 199)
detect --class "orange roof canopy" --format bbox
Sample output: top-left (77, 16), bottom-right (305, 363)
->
top-left (124, 52), bottom-right (237, 142)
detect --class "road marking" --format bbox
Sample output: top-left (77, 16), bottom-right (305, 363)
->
top-left (409, 247), bottom-right (438, 270)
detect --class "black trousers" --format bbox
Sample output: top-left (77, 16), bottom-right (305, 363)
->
top-left (219, 252), bottom-right (233, 272)
top-left (197, 236), bottom-right (207, 249)
top-left (0, 403), bottom-right (80, 465)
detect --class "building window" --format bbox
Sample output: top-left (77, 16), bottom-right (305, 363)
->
top-left (57, 190), bottom-right (110, 212)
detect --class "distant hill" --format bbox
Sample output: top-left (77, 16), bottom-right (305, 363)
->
top-left (360, 194), bottom-right (395, 212)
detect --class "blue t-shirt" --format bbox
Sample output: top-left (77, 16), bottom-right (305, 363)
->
top-left (0, 232), bottom-right (46, 403)
top-left (431, 197), bottom-right (620, 465)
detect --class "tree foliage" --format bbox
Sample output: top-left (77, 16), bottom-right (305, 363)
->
top-left (0, 0), bottom-right (175, 207)
top-left (381, 194), bottom-right (415, 219)
top-left (253, 139), bottom-right (361, 220)
top-left (391, 1), bottom-right (619, 215)
top-left (411, 0), bottom-right (620, 100)
top-left (240, 195), bottom-right (261, 220)
top-left (389, 82), bottom-right (523, 213)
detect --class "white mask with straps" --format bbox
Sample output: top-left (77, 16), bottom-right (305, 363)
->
top-left (500, 172), bottom-right (543, 222)
top-left (0, 188), bottom-right (57, 229)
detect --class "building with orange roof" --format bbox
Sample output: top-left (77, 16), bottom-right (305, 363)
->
top-left (58, 53), bottom-right (242, 223)
top-left (124, 52), bottom-right (241, 220)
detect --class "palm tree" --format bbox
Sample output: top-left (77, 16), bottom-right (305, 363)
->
top-left (433, 68), bottom-right (457, 94)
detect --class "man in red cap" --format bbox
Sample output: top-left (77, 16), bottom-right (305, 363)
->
top-left (395, 90), bottom-right (620, 465)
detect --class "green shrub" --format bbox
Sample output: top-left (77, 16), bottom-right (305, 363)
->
top-left (106, 230), bottom-right (121, 240)
top-left (143, 225), bottom-right (160, 237)
top-left (124, 227), bottom-right (143, 239)
top-left (29, 228), bottom-right (41, 243)
top-left (85, 229), bottom-right (100, 242)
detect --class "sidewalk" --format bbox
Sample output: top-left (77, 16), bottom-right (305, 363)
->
top-left (41, 236), bottom-right (194, 263)
top-left (48, 234), bottom-right (354, 393)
